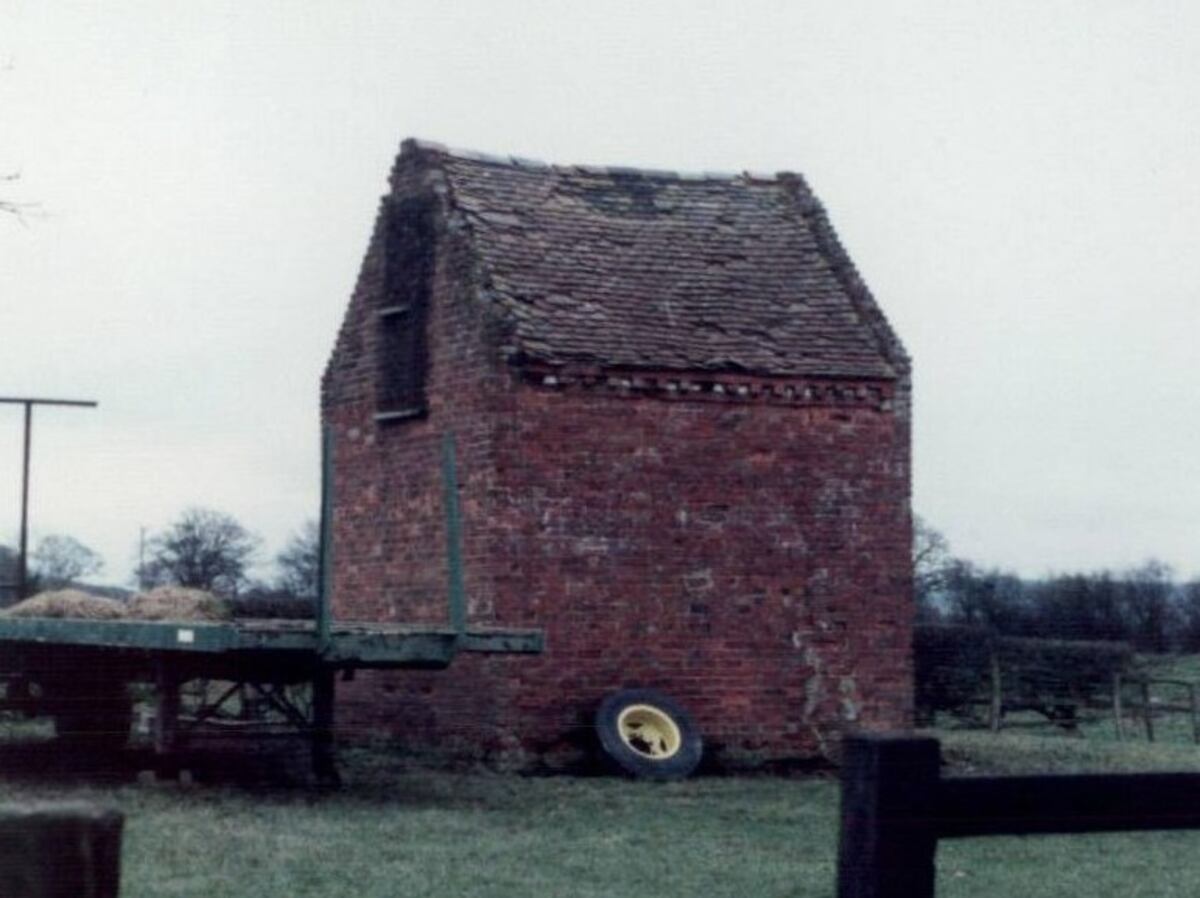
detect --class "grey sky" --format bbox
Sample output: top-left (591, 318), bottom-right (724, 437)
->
top-left (2, 0), bottom-right (1198, 585)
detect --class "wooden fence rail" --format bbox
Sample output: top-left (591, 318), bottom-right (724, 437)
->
top-left (964, 667), bottom-right (1200, 743)
top-left (837, 732), bottom-right (1200, 898)
top-left (1112, 675), bottom-right (1200, 743)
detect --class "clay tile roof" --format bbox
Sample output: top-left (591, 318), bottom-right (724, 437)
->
top-left (404, 139), bottom-right (907, 380)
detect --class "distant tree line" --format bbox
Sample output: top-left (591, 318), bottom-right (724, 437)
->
top-left (916, 517), bottom-right (1200, 653)
top-left (132, 504), bottom-right (319, 619)
top-left (134, 507), bottom-right (319, 615)
top-left (2, 508), bottom-right (319, 615)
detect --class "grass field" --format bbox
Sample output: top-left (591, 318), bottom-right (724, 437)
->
top-left (6, 659), bottom-right (1200, 897)
top-left (0, 745), bottom-right (840, 898)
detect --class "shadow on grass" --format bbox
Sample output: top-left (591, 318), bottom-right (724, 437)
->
top-left (0, 733), bottom-right (347, 793)
top-left (0, 732), bottom-right (569, 814)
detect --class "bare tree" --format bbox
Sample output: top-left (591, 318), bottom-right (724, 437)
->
top-left (1119, 560), bottom-right (1176, 653)
top-left (31, 534), bottom-right (103, 589)
top-left (1175, 580), bottom-right (1200, 652)
top-left (141, 507), bottom-right (262, 597)
top-left (913, 515), bottom-right (952, 621)
top-left (942, 560), bottom-right (1029, 633)
top-left (275, 520), bottom-right (320, 600)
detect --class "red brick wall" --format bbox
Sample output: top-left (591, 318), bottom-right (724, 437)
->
top-left (323, 154), bottom-right (913, 770)
top-left (488, 381), bottom-right (912, 766)
top-left (322, 148), bottom-right (512, 629)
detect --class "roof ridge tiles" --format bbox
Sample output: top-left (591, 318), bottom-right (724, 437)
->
top-left (399, 137), bottom-right (796, 184)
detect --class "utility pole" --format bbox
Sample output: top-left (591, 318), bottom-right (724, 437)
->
top-left (0, 397), bottom-right (98, 599)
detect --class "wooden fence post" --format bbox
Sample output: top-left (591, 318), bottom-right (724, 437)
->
top-left (836, 734), bottom-right (1200, 896)
top-left (0, 803), bottom-right (123, 897)
top-left (1142, 680), bottom-right (1155, 742)
top-left (837, 733), bottom-right (939, 898)
top-left (988, 653), bottom-right (1002, 732)
top-left (1113, 673), bottom-right (1124, 741)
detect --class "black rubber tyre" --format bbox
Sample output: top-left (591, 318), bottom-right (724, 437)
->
top-left (595, 688), bottom-right (703, 781)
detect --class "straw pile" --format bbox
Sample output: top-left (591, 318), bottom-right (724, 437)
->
top-left (125, 586), bottom-right (232, 622)
top-left (1, 589), bottom-right (127, 620)
top-left (1, 586), bottom-right (233, 623)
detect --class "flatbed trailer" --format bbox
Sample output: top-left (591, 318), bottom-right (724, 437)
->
top-left (0, 432), bottom-right (543, 783)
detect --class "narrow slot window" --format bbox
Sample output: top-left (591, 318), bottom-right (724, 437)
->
top-left (375, 195), bottom-right (434, 421)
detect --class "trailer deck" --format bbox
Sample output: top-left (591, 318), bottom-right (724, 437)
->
top-left (0, 431), bottom-right (543, 784)
top-left (0, 616), bottom-right (542, 784)
top-left (0, 616), bottom-right (542, 666)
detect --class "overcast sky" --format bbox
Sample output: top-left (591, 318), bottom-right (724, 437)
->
top-left (2, 0), bottom-right (1198, 587)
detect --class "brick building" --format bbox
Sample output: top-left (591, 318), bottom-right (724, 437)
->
top-left (322, 139), bottom-right (913, 769)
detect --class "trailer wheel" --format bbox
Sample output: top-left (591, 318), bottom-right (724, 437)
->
top-left (45, 680), bottom-right (133, 751)
top-left (595, 689), bottom-right (702, 781)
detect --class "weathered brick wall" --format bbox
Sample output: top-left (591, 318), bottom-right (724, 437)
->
top-left (323, 147), bottom-right (914, 771)
top-left (329, 380), bottom-right (912, 769)
top-left (323, 146), bottom-right (525, 758)
top-left (488, 379), bottom-right (912, 767)
top-left (323, 146), bottom-right (510, 628)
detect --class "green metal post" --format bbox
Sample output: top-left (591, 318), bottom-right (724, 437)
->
top-left (441, 432), bottom-right (467, 637)
top-left (317, 425), bottom-right (334, 651)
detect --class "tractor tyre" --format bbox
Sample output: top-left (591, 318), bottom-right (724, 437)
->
top-left (595, 688), bottom-right (703, 781)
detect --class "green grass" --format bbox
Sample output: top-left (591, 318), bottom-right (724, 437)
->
top-left (0, 747), bottom-right (840, 898)
top-left (8, 657), bottom-right (1200, 896)
top-left (6, 729), bottom-right (1200, 898)
top-left (1145, 653), bottom-right (1200, 681)
top-left (937, 726), bottom-right (1200, 774)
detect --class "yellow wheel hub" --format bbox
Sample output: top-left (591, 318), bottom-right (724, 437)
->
top-left (616, 703), bottom-right (682, 760)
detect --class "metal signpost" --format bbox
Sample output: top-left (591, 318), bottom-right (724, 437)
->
top-left (0, 396), bottom-right (98, 599)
